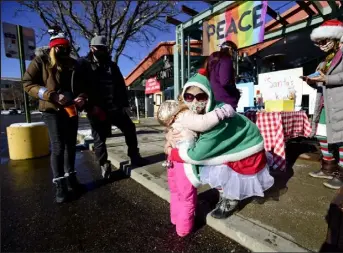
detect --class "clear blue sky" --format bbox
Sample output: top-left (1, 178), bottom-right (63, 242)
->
top-left (1, 1), bottom-right (294, 79)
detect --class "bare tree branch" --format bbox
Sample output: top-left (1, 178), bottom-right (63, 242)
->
top-left (55, 0), bottom-right (79, 57)
top-left (17, 0), bottom-right (179, 61)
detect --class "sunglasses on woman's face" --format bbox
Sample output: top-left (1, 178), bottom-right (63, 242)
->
top-left (314, 39), bottom-right (328, 46)
top-left (183, 92), bottom-right (208, 102)
top-left (56, 46), bottom-right (71, 54)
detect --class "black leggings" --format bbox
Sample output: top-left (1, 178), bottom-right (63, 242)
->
top-left (42, 110), bottom-right (78, 179)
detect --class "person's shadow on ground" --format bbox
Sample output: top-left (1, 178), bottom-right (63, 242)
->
top-left (319, 187), bottom-right (343, 252)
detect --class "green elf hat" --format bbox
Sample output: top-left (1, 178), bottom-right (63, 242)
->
top-left (181, 69), bottom-right (216, 113)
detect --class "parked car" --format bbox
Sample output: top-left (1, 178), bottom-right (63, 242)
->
top-left (8, 108), bottom-right (19, 115)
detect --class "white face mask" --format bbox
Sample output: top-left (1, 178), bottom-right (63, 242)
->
top-left (318, 40), bottom-right (335, 52)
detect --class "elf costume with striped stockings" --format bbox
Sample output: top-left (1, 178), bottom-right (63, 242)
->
top-left (307, 20), bottom-right (343, 190)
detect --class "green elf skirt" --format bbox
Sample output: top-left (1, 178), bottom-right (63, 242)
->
top-left (316, 108), bottom-right (327, 137)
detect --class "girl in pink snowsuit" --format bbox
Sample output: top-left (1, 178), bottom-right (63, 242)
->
top-left (157, 98), bottom-right (235, 237)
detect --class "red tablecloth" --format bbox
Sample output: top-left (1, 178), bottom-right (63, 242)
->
top-left (243, 111), bottom-right (312, 171)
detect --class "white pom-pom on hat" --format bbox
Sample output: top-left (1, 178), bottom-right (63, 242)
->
top-left (310, 19), bottom-right (343, 41)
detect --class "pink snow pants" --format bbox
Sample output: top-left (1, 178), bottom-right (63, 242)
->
top-left (167, 161), bottom-right (197, 237)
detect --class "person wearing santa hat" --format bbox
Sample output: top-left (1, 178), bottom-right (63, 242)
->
top-left (23, 27), bottom-right (88, 203)
top-left (303, 19), bottom-right (343, 190)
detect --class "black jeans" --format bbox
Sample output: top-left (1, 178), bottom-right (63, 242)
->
top-left (88, 109), bottom-right (138, 166)
top-left (42, 110), bottom-right (78, 179)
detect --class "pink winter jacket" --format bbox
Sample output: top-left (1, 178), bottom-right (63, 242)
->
top-left (168, 110), bottom-right (220, 148)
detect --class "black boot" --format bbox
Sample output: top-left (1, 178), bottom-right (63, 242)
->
top-left (323, 166), bottom-right (343, 190)
top-left (101, 161), bottom-right (112, 179)
top-left (130, 153), bottom-right (149, 167)
top-left (211, 197), bottom-right (239, 219)
top-left (54, 177), bottom-right (68, 203)
top-left (66, 172), bottom-right (85, 193)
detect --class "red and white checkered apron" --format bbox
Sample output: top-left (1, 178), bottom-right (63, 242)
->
top-left (256, 112), bottom-right (312, 171)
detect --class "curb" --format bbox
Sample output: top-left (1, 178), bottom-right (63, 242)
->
top-left (130, 166), bottom-right (170, 202)
top-left (130, 166), bottom-right (309, 252)
top-left (206, 214), bottom-right (308, 252)
top-left (107, 152), bottom-right (310, 252)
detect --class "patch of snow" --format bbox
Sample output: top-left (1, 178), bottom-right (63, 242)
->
top-left (78, 129), bottom-right (92, 136)
top-left (31, 111), bottom-right (42, 115)
top-left (78, 129), bottom-right (93, 141)
top-left (10, 122), bottom-right (46, 127)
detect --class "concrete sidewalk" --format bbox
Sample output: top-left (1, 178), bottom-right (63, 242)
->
top-left (82, 118), bottom-right (335, 252)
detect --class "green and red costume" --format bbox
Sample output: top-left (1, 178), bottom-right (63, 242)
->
top-left (169, 72), bottom-right (274, 198)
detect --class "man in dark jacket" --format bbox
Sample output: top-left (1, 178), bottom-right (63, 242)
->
top-left (80, 35), bottom-right (148, 179)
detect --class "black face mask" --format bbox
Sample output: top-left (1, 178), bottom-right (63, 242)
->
top-left (93, 47), bottom-right (109, 62)
top-left (55, 47), bottom-right (71, 59)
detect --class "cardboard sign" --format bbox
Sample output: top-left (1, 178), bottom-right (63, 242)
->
top-left (145, 77), bottom-right (161, 94)
top-left (258, 67), bottom-right (317, 114)
top-left (203, 1), bottom-right (267, 55)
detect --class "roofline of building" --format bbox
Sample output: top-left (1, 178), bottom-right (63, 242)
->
top-left (124, 40), bottom-right (202, 86)
top-left (124, 2), bottom-right (332, 87)
top-left (124, 41), bottom-right (175, 81)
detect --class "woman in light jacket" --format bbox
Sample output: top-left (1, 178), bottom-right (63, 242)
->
top-left (306, 20), bottom-right (343, 190)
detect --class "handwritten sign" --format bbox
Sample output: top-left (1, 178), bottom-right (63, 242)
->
top-left (145, 77), bottom-right (161, 94)
top-left (203, 1), bottom-right (267, 55)
top-left (258, 67), bottom-right (317, 114)
top-left (258, 68), bottom-right (302, 105)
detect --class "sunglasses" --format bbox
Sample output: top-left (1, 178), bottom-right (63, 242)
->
top-left (92, 46), bottom-right (108, 51)
top-left (56, 46), bottom-right (71, 54)
top-left (314, 40), bottom-right (328, 46)
top-left (183, 92), bottom-right (208, 102)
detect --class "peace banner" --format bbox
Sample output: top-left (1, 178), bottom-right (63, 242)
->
top-left (203, 1), bottom-right (268, 55)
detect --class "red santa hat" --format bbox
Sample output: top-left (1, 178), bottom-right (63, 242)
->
top-left (49, 31), bottom-right (69, 48)
top-left (310, 19), bottom-right (343, 41)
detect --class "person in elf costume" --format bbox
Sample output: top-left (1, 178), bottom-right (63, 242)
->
top-left (305, 20), bottom-right (343, 190)
top-left (157, 98), bottom-right (235, 237)
top-left (166, 70), bottom-right (274, 219)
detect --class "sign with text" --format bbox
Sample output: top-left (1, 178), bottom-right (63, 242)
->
top-left (2, 22), bottom-right (36, 60)
top-left (203, 1), bottom-right (267, 55)
top-left (258, 67), bottom-right (317, 114)
top-left (157, 66), bottom-right (173, 80)
top-left (236, 82), bottom-right (254, 113)
top-left (145, 77), bottom-right (161, 94)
